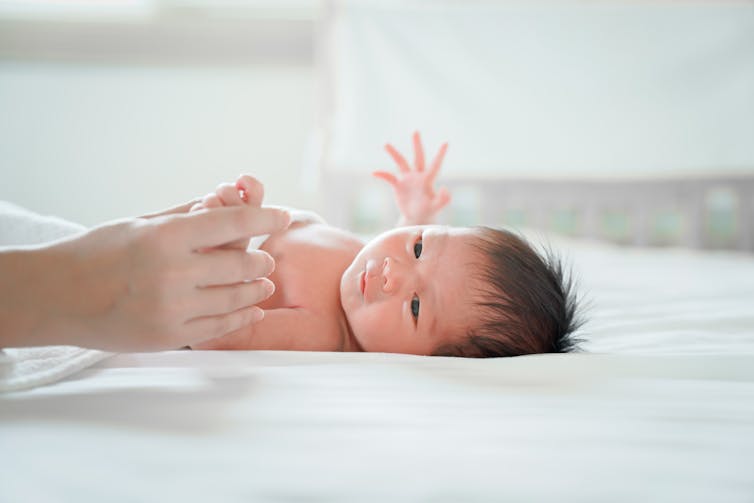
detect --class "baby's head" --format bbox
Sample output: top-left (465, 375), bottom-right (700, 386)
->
top-left (339, 225), bottom-right (581, 357)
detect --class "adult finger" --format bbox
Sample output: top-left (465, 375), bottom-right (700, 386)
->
top-left (236, 175), bottom-right (264, 206)
top-left (193, 248), bottom-right (275, 286)
top-left (428, 142), bottom-right (449, 181)
top-left (140, 198), bottom-right (203, 219)
top-left (193, 278), bottom-right (274, 318)
top-left (384, 144), bottom-right (410, 173)
top-left (413, 131), bottom-right (425, 172)
top-left (216, 183), bottom-right (243, 206)
top-left (175, 205), bottom-right (290, 250)
top-left (184, 305), bottom-right (264, 346)
top-left (372, 171), bottom-right (398, 187)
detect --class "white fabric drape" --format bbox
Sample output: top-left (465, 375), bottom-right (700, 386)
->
top-left (326, 1), bottom-right (754, 178)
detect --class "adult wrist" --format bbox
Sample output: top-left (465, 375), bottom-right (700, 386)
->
top-left (0, 241), bottom-right (95, 348)
top-left (0, 247), bottom-right (54, 347)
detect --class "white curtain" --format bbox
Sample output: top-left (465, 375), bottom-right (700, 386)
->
top-left (325, 0), bottom-right (754, 178)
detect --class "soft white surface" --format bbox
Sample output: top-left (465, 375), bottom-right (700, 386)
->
top-left (2, 234), bottom-right (754, 501)
top-left (0, 200), bottom-right (85, 246)
top-left (0, 345), bottom-right (113, 393)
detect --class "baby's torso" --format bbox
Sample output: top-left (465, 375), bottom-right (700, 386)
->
top-left (255, 221), bottom-right (363, 349)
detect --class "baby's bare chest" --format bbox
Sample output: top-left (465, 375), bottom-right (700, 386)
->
top-left (256, 224), bottom-right (361, 312)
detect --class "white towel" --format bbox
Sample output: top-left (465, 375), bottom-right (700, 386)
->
top-left (0, 201), bottom-right (113, 392)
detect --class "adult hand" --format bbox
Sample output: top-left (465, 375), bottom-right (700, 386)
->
top-left (0, 203), bottom-right (290, 352)
top-left (189, 174), bottom-right (266, 250)
top-left (138, 198), bottom-right (202, 219)
top-left (373, 131), bottom-right (451, 226)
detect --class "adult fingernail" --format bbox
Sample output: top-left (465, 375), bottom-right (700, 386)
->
top-left (278, 209), bottom-right (291, 228)
top-left (251, 307), bottom-right (265, 322)
top-left (263, 251), bottom-right (275, 275)
top-left (262, 278), bottom-right (275, 297)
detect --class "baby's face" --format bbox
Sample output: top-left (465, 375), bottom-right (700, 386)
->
top-left (340, 225), bottom-right (484, 355)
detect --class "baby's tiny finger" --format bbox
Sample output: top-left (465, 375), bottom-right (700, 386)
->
top-left (216, 183), bottom-right (243, 206)
top-left (385, 144), bottom-right (411, 173)
top-left (236, 175), bottom-right (264, 207)
top-left (432, 187), bottom-right (452, 212)
top-left (202, 193), bottom-right (223, 209)
top-left (413, 131), bottom-right (425, 172)
top-left (428, 142), bottom-right (449, 180)
top-left (372, 171), bottom-right (398, 187)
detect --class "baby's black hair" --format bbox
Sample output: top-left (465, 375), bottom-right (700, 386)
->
top-left (433, 227), bottom-right (583, 358)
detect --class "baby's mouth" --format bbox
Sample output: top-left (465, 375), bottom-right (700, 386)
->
top-left (359, 270), bottom-right (366, 296)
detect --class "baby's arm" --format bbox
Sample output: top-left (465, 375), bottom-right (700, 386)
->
top-left (191, 307), bottom-right (341, 351)
top-left (373, 131), bottom-right (451, 226)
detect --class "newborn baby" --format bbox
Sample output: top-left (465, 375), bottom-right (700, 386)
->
top-left (192, 133), bottom-right (581, 357)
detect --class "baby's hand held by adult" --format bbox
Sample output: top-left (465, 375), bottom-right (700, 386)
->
top-left (190, 175), bottom-right (271, 249)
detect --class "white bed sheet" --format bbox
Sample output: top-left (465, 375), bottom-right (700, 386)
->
top-left (2, 236), bottom-right (754, 501)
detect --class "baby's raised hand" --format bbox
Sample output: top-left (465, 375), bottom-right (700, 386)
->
top-left (373, 131), bottom-right (451, 226)
top-left (190, 175), bottom-right (264, 249)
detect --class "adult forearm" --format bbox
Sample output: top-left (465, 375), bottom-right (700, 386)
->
top-left (0, 245), bottom-right (82, 348)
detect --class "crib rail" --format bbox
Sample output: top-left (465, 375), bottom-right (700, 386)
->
top-left (320, 173), bottom-right (754, 252)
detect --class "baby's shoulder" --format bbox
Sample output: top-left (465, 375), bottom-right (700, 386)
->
top-left (264, 220), bottom-right (363, 257)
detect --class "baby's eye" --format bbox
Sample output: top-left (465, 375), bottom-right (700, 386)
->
top-left (413, 237), bottom-right (423, 259)
top-left (410, 294), bottom-right (420, 321)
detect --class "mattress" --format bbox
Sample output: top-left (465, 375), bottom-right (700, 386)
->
top-left (2, 231), bottom-right (753, 501)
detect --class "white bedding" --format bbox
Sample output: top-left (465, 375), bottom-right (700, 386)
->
top-left (2, 217), bottom-right (754, 500)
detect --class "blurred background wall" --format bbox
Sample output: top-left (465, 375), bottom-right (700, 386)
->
top-left (314, 0), bottom-right (754, 250)
top-left (0, 0), bottom-right (319, 226)
top-left (1, 0), bottom-right (752, 234)
top-left (325, 1), bottom-right (754, 178)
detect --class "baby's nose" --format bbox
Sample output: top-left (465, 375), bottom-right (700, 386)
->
top-left (382, 257), bottom-right (401, 293)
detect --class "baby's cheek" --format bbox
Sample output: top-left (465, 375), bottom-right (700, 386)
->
top-left (355, 304), bottom-right (400, 351)
top-left (348, 309), bottom-right (376, 350)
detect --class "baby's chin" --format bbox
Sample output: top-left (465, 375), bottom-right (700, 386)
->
top-left (337, 263), bottom-right (366, 352)
top-left (338, 259), bottom-right (358, 310)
